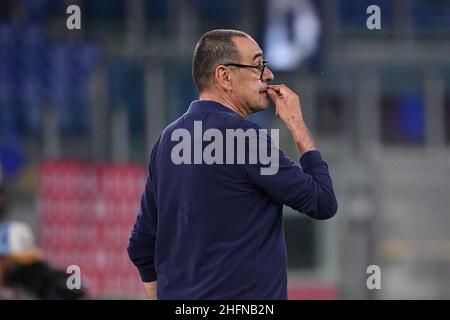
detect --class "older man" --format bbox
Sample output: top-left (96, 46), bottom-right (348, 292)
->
top-left (128, 29), bottom-right (338, 300)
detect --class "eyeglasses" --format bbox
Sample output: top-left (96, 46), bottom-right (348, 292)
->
top-left (223, 59), bottom-right (268, 80)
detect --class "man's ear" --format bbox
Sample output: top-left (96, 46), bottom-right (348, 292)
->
top-left (214, 65), bottom-right (233, 92)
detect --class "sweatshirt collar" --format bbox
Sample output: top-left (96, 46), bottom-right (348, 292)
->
top-left (186, 100), bottom-right (242, 118)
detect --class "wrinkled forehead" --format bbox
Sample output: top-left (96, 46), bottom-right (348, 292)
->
top-left (232, 36), bottom-right (263, 63)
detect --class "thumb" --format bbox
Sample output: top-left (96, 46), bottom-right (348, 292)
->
top-left (267, 88), bottom-right (281, 104)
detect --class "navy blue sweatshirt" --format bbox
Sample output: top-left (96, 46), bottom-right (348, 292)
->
top-left (128, 100), bottom-right (338, 299)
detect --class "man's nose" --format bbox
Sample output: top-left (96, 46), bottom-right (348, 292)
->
top-left (263, 67), bottom-right (274, 82)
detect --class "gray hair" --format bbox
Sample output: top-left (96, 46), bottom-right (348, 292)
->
top-left (192, 29), bottom-right (249, 93)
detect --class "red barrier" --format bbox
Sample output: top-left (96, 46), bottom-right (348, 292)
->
top-left (38, 161), bottom-right (147, 298)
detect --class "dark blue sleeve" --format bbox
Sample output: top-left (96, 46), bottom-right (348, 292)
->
top-left (127, 146), bottom-right (159, 282)
top-left (243, 135), bottom-right (338, 220)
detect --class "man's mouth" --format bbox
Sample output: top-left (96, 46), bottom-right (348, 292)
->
top-left (259, 89), bottom-right (268, 96)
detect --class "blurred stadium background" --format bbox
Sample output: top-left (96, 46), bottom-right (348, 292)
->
top-left (0, 0), bottom-right (449, 299)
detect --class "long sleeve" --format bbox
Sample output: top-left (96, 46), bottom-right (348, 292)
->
top-left (243, 137), bottom-right (338, 220)
top-left (127, 158), bottom-right (158, 282)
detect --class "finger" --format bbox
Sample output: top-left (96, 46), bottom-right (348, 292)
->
top-left (267, 85), bottom-right (282, 95)
top-left (267, 84), bottom-right (291, 97)
top-left (267, 84), bottom-right (285, 90)
top-left (267, 88), bottom-right (282, 103)
top-left (267, 84), bottom-right (288, 92)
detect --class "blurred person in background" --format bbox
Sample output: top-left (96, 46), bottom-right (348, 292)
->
top-left (128, 29), bottom-right (338, 300)
top-left (0, 166), bottom-right (85, 299)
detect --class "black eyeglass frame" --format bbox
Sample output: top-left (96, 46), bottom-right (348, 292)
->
top-left (222, 59), bottom-right (268, 80)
